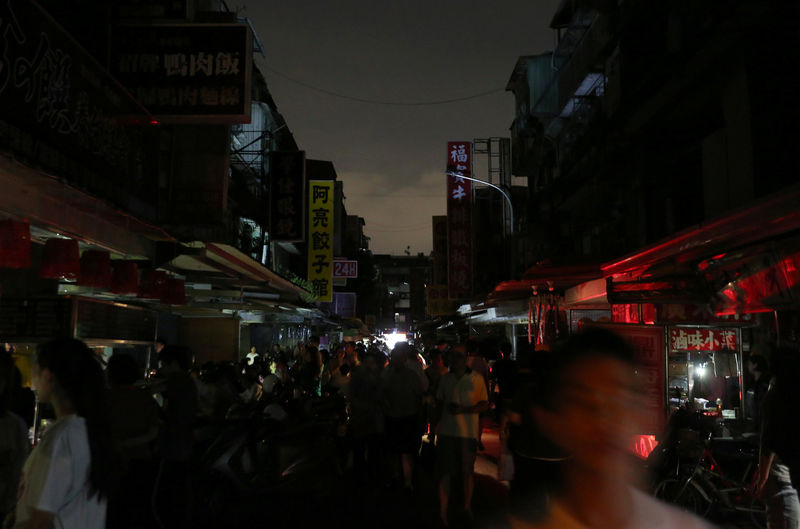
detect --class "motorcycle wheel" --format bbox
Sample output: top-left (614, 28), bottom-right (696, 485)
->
top-left (747, 496), bottom-right (767, 529)
top-left (654, 478), bottom-right (712, 517)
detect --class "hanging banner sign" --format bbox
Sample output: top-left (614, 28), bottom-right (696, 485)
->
top-left (669, 328), bottom-right (738, 351)
top-left (446, 141), bottom-right (472, 300)
top-left (594, 323), bottom-right (666, 435)
top-left (307, 180), bottom-right (334, 302)
top-left (270, 151), bottom-right (306, 242)
top-left (426, 284), bottom-right (450, 317)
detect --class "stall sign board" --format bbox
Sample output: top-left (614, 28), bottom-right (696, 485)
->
top-left (594, 323), bottom-right (666, 435)
top-left (446, 141), bottom-right (472, 300)
top-left (307, 180), bottom-right (334, 302)
top-left (332, 292), bottom-right (356, 318)
top-left (0, 298), bottom-right (73, 339)
top-left (669, 328), bottom-right (738, 351)
top-left (269, 151), bottom-right (306, 242)
top-left (111, 24), bottom-right (252, 123)
top-left (74, 298), bottom-right (156, 342)
top-left (333, 260), bottom-right (358, 279)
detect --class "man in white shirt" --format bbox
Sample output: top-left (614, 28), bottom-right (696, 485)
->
top-left (435, 344), bottom-right (489, 526)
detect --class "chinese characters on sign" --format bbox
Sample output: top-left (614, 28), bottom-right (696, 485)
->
top-left (269, 151), bottom-right (306, 242)
top-left (446, 142), bottom-right (472, 300)
top-left (426, 285), bottom-right (451, 317)
top-left (333, 260), bottom-right (358, 279)
top-left (669, 328), bottom-right (738, 351)
top-left (307, 180), bottom-right (334, 302)
top-left (111, 24), bottom-right (252, 123)
top-left (600, 324), bottom-right (666, 435)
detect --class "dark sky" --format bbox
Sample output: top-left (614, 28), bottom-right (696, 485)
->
top-left (237, 0), bottom-right (561, 255)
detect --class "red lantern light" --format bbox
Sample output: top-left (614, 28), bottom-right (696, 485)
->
top-left (78, 250), bottom-right (112, 288)
top-left (39, 238), bottom-right (80, 280)
top-left (161, 278), bottom-right (186, 305)
top-left (0, 219), bottom-right (32, 269)
top-left (138, 269), bottom-right (168, 299)
top-left (110, 261), bottom-right (139, 294)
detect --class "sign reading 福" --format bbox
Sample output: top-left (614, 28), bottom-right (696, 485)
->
top-left (269, 151), bottom-right (306, 242)
top-left (446, 142), bottom-right (472, 299)
top-left (111, 24), bottom-right (252, 123)
top-left (307, 180), bottom-right (334, 302)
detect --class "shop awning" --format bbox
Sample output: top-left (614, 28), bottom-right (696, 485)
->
top-left (602, 184), bottom-right (800, 311)
top-left (164, 242), bottom-right (308, 297)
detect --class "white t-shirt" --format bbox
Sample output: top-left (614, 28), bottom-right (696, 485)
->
top-left (16, 415), bottom-right (106, 529)
top-left (509, 487), bottom-right (715, 529)
top-left (436, 369), bottom-right (488, 440)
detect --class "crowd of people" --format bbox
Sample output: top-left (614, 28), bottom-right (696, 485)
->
top-left (1, 329), bottom-right (798, 529)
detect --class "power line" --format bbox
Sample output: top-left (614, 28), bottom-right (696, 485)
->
top-left (260, 62), bottom-right (505, 106)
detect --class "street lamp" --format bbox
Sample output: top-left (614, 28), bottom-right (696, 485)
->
top-left (445, 171), bottom-right (514, 234)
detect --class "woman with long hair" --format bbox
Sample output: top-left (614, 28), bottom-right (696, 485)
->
top-left (12, 338), bottom-right (118, 529)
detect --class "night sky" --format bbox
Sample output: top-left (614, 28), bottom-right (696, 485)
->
top-left (238, 0), bottom-right (560, 255)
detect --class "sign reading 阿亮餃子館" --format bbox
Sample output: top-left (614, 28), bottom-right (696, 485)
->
top-left (333, 260), bottom-right (358, 279)
top-left (270, 151), bottom-right (306, 242)
top-left (308, 181), bottom-right (334, 302)
top-left (446, 142), bottom-right (472, 300)
top-left (111, 24), bottom-right (252, 123)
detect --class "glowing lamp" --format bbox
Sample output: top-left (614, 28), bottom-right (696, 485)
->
top-left (78, 250), bottom-right (112, 288)
top-left (161, 278), bottom-right (186, 305)
top-left (0, 219), bottom-right (31, 269)
top-left (138, 269), bottom-right (168, 299)
top-left (39, 238), bottom-right (80, 280)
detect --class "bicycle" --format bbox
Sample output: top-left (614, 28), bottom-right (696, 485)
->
top-left (653, 430), bottom-right (767, 528)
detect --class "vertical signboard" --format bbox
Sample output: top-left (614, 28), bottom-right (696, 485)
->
top-left (446, 142), bottom-right (473, 299)
top-left (308, 180), bottom-right (334, 302)
top-left (270, 151), bottom-right (306, 242)
top-left (596, 323), bottom-right (666, 435)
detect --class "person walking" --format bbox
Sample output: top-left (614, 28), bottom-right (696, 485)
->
top-left (11, 338), bottom-right (119, 529)
top-left (435, 344), bottom-right (489, 526)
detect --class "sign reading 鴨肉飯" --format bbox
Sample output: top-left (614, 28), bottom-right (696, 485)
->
top-left (270, 151), bottom-right (306, 242)
top-left (111, 23), bottom-right (253, 123)
top-left (308, 180), bottom-right (334, 302)
top-left (446, 141), bottom-right (472, 300)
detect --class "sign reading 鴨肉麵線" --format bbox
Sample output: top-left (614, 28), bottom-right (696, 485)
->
top-left (307, 180), bottom-right (334, 302)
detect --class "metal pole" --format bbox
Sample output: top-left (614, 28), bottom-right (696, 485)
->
top-left (445, 171), bottom-right (514, 234)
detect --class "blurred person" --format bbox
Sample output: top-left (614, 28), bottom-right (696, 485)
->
top-left (746, 354), bottom-right (770, 430)
top-left (465, 339), bottom-right (490, 451)
top-left (435, 344), bottom-right (489, 526)
top-left (239, 364), bottom-right (262, 403)
top-left (348, 353), bottom-right (385, 487)
top-left (322, 345), bottom-right (346, 389)
top-left (154, 345), bottom-right (198, 529)
top-left (245, 345), bottom-right (260, 366)
top-left (344, 341), bottom-right (361, 368)
top-left (0, 352), bottom-right (28, 523)
top-left (493, 342), bottom-right (519, 419)
top-left (509, 327), bottom-right (713, 529)
top-left (11, 338), bottom-right (119, 529)
top-left (755, 348), bottom-right (800, 529)
top-left (105, 354), bottom-right (161, 529)
top-left (379, 344), bottom-right (425, 490)
top-left (425, 349), bottom-right (449, 443)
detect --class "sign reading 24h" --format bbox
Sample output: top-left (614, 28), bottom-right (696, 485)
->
top-left (307, 180), bottom-right (334, 302)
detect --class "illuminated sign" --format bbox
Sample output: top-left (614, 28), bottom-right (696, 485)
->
top-left (333, 260), bottom-right (358, 279)
top-left (669, 328), bottom-right (738, 351)
top-left (307, 180), bottom-right (334, 302)
top-left (446, 141), bottom-right (472, 300)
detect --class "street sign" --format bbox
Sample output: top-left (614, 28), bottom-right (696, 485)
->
top-left (333, 260), bottom-right (358, 279)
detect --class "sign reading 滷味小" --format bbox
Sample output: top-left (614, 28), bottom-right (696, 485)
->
top-left (307, 180), bottom-right (334, 302)
top-left (669, 328), bottom-right (738, 351)
top-left (270, 151), bottom-right (306, 242)
top-left (111, 24), bottom-right (252, 123)
top-left (446, 142), bottom-right (472, 300)
top-left (333, 260), bottom-right (358, 279)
